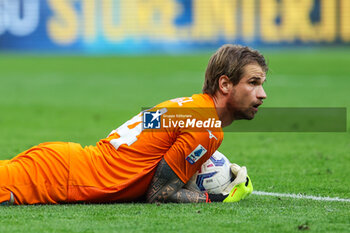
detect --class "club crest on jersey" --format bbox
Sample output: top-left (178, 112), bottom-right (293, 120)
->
top-left (143, 110), bottom-right (162, 129)
top-left (186, 144), bottom-right (207, 164)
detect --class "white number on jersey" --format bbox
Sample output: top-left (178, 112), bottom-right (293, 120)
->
top-left (170, 97), bottom-right (193, 106)
top-left (109, 113), bottom-right (143, 150)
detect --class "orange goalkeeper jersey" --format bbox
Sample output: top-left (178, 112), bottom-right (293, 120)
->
top-left (0, 94), bottom-right (223, 204)
top-left (67, 93), bottom-right (223, 203)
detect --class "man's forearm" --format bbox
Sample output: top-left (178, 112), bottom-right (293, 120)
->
top-left (169, 188), bottom-right (207, 203)
top-left (169, 189), bottom-right (229, 203)
top-left (146, 158), bottom-right (227, 203)
top-left (146, 158), bottom-right (183, 203)
top-left (146, 159), bottom-right (208, 203)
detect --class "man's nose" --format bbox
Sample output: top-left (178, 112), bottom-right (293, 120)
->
top-left (257, 86), bottom-right (267, 100)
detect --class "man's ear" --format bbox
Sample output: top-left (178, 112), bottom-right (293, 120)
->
top-left (218, 75), bottom-right (232, 95)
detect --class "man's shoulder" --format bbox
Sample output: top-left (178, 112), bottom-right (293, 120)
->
top-left (156, 94), bottom-right (215, 108)
top-left (155, 94), bottom-right (220, 128)
top-left (144, 94), bottom-right (222, 136)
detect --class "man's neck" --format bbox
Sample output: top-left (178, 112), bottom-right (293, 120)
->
top-left (210, 93), bottom-right (234, 127)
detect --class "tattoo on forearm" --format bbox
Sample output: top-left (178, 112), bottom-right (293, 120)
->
top-left (146, 158), bottom-right (207, 203)
top-left (170, 189), bottom-right (207, 203)
top-left (146, 159), bottom-right (181, 202)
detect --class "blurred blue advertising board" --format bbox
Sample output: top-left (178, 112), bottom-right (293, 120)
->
top-left (0, 0), bottom-right (349, 53)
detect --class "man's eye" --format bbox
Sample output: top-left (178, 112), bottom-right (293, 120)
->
top-left (250, 81), bottom-right (258, 85)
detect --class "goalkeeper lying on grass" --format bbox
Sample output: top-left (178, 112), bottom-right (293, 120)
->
top-left (0, 44), bottom-right (267, 205)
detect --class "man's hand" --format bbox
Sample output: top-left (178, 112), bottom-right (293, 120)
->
top-left (221, 164), bottom-right (253, 202)
top-left (205, 163), bottom-right (253, 203)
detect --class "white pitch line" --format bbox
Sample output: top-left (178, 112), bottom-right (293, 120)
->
top-left (252, 191), bottom-right (350, 203)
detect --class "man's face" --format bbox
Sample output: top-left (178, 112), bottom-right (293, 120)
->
top-left (227, 63), bottom-right (267, 120)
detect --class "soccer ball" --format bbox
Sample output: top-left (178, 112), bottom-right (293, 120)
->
top-left (185, 151), bottom-right (232, 194)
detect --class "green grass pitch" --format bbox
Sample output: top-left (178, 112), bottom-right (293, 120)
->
top-left (0, 49), bottom-right (349, 232)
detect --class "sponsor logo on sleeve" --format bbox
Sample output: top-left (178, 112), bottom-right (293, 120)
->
top-left (186, 144), bottom-right (207, 164)
top-left (207, 129), bottom-right (218, 140)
